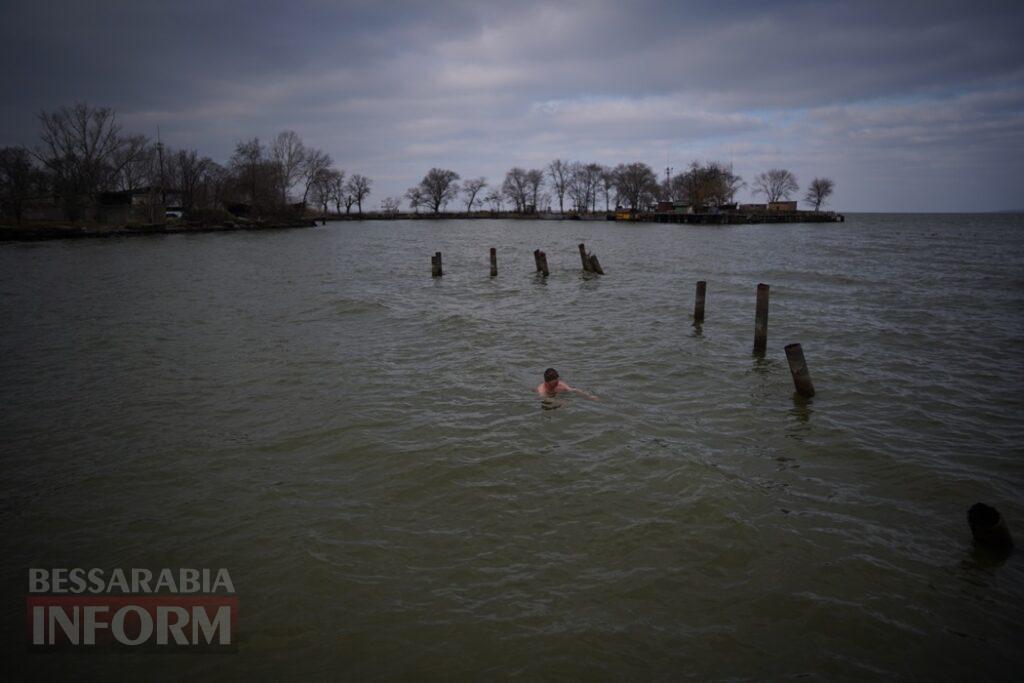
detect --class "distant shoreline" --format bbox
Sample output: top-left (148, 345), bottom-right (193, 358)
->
top-left (0, 219), bottom-right (317, 242)
top-left (0, 209), bottom-right (849, 242)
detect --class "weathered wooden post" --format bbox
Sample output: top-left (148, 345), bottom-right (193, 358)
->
top-left (538, 250), bottom-right (550, 277)
top-left (490, 247), bottom-right (497, 277)
top-left (753, 283), bottom-right (770, 354)
top-left (784, 343), bottom-right (815, 397)
top-left (588, 254), bottom-right (603, 274)
top-left (431, 251), bottom-right (443, 277)
top-left (968, 503), bottom-right (1013, 553)
top-left (578, 243), bottom-right (592, 272)
top-left (533, 249), bottom-right (542, 272)
top-left (694, 280), bottom-right (707, 323)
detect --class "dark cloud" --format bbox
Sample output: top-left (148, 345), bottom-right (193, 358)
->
top-left (2, 0), bottom-right (1022, 210)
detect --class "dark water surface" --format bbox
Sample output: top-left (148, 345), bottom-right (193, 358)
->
top-left (2, 215), bottom-right (1023, 679)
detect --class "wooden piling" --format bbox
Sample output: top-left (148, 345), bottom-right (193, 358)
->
top-left (578, 243), bottom-right (592, 272)
top-left (490, 247), bottom-right (497, 277)
top-left (533, 249), bottom-right (542, 272)
top-left (694, 280), bottom-right (707, 322)
top-left (784, 343), bottom-right (815, 397)
top-left (538, 250), bottom-right (550, 276)
top-left (431, 251), bottom-right (443, 277)
top-left (753, 283), bottom-right (770, 354)
top-left (588, 254), bottom-right (603, 275)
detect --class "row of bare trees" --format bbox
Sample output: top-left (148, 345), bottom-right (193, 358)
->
top-left (401, 160), bottom-right (665, 215)
top-left (0, 102), bottom-right (374, 222)
top-left (396, 161), bottom-right (833, 215)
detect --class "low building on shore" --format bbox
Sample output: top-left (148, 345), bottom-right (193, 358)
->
top-left (768, 200), bottom-right (798, 212)
top-left (20, 188), bottom-right (166, 224)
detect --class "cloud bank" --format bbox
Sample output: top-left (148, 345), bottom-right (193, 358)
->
top-left (2, 0), bottom-right (1022, 211)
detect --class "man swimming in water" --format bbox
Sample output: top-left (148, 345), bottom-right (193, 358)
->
top-left (537, 368), bottom-right (599, 400)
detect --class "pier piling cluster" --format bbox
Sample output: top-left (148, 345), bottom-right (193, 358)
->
top-left (691, 280), bottom-right (815, 398)
top-left (431, 243), bottom-right (604, 278)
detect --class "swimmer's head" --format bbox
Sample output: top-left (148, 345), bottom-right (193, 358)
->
top-left (543, 368), bottom-right (559, 383)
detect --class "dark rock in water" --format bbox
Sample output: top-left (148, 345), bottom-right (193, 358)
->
top-left (968, 503), bottom-right (1013, 553)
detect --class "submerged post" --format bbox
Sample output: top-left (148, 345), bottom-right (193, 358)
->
top-left (533, 249), bottom-right (542, 272)
top-left (694, 280), bottom-right (707, 323)
top-left (431, 251), bottom-right (443, 277)
top-left (588, 253), bottom-right (603, 274)
top-left (784, 343), bottom-right (815, 397)
top-left (968, 503), bottom-right (1013, 552)
top-left (490, 247), bottom-right (497, 277)
top-left (753, 283), bottom-right (770, 354)
top-left (578, 243), bottom-right (592, 272)
top-left (538, 251), bottom-right (550, 277)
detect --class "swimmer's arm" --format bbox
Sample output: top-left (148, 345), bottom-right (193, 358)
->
top-left (566, 385), bottom-right (600, 400)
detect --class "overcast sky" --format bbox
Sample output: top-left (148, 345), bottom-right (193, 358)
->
top-left (2, 0), bottom-right (1022, 211)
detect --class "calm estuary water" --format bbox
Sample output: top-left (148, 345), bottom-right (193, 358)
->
top-left (2, 215), bottom-right (1023, 679)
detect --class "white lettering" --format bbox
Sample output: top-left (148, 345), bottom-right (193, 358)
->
top-left (157, 606), bottom-right (190, 645)
top-left (48, 605), bottom-right (78, 645)
top-left (88, 568), bottom-right (105, 593)
top-left (192, 606), bottom-right (231, 645)
top-left (28, 568), bottom-right (49, 593)
top-left (180, 568), bottom-right (200, 593)
top-left (107, 569), bottom-right (129, 593)
top-left (83, 606), bottom-right (109, 645)
top-left (212, 569), bottom-right (235, 594)
top-left (154, 568), bottom-right (176, 593)
top-left (111, 605), bottom-right (153, 645)
top-left (32, 606), bottom-right (44, 644)
top-left (69, 568), bottom-right (87, 594)
top-left (51, 568), bottom-right (67, 593)
top-left (133, 568), bottom-right (153, 593)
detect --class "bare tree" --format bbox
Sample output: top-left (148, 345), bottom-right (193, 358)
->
top-left (405, 186), bottom-right (423, 214)
top-left (612, 162), bottom-right (659, 211)
top-left (309, 167), bottom-right (341, 215)
top-left (327, 169), bottom-right (346, 214)
top-left (112, 135), bottom-right (155, 191)
top-left (165, 149), bottom-right (215, 210)
top-left (462, 177), bottom-right (487, 212)
top-left (199, 161), bottom-right (231, 210)
top-left (502, 167), bottom-right (530, 212)
top-left (525, 169), bottom-right (544, 213)
top-left (547, 159), bottom-right (570, 213)
top-left (418, 168), bottom-right (460, 213)
top-left (230, 137), bottom-right (266, 206)
top-left (35, 102), bottom-right (143, 197)
top-left (600, 166), bottom-right (615, 211)
top-left (300, 148), bottom-right (332, 204)
top-left (484, 189), bottom-right (503, 212)
top-left (804, 177), bottom-right (834, 211)
top-left (0, 146), bottom-right (47, 222)
top-left (672, 161), bottom-right (744, 208)
top-left (346, 174), bottom-right (372, 214)
top-left (380, 197), bottom-right (401, 214)
top-left (753, 168), bottom-right (799, 203)
top-left (270, 130), bottom-right (307, 203)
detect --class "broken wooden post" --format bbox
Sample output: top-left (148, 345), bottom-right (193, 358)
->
top-left (968, 503), bottom-right (1013, 553)
top-left (578, 243), bottom-right (592, 272)
top-left (784, 343), bottom-right (815, 397)
top-left (588, 253), bottom-right (603, 274)
top-left (431, 251), bottom-right (443, 277)
top-left (694, 280), bottom-right (707, 323)
top-left (490, 247), bottom-right (497, 277)
top-left (533, 249), bottom-right (542, 272)
top-left (538, 250), bottom-right (550, 277)
top-left (753, 283), bottom-right (770, 354)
